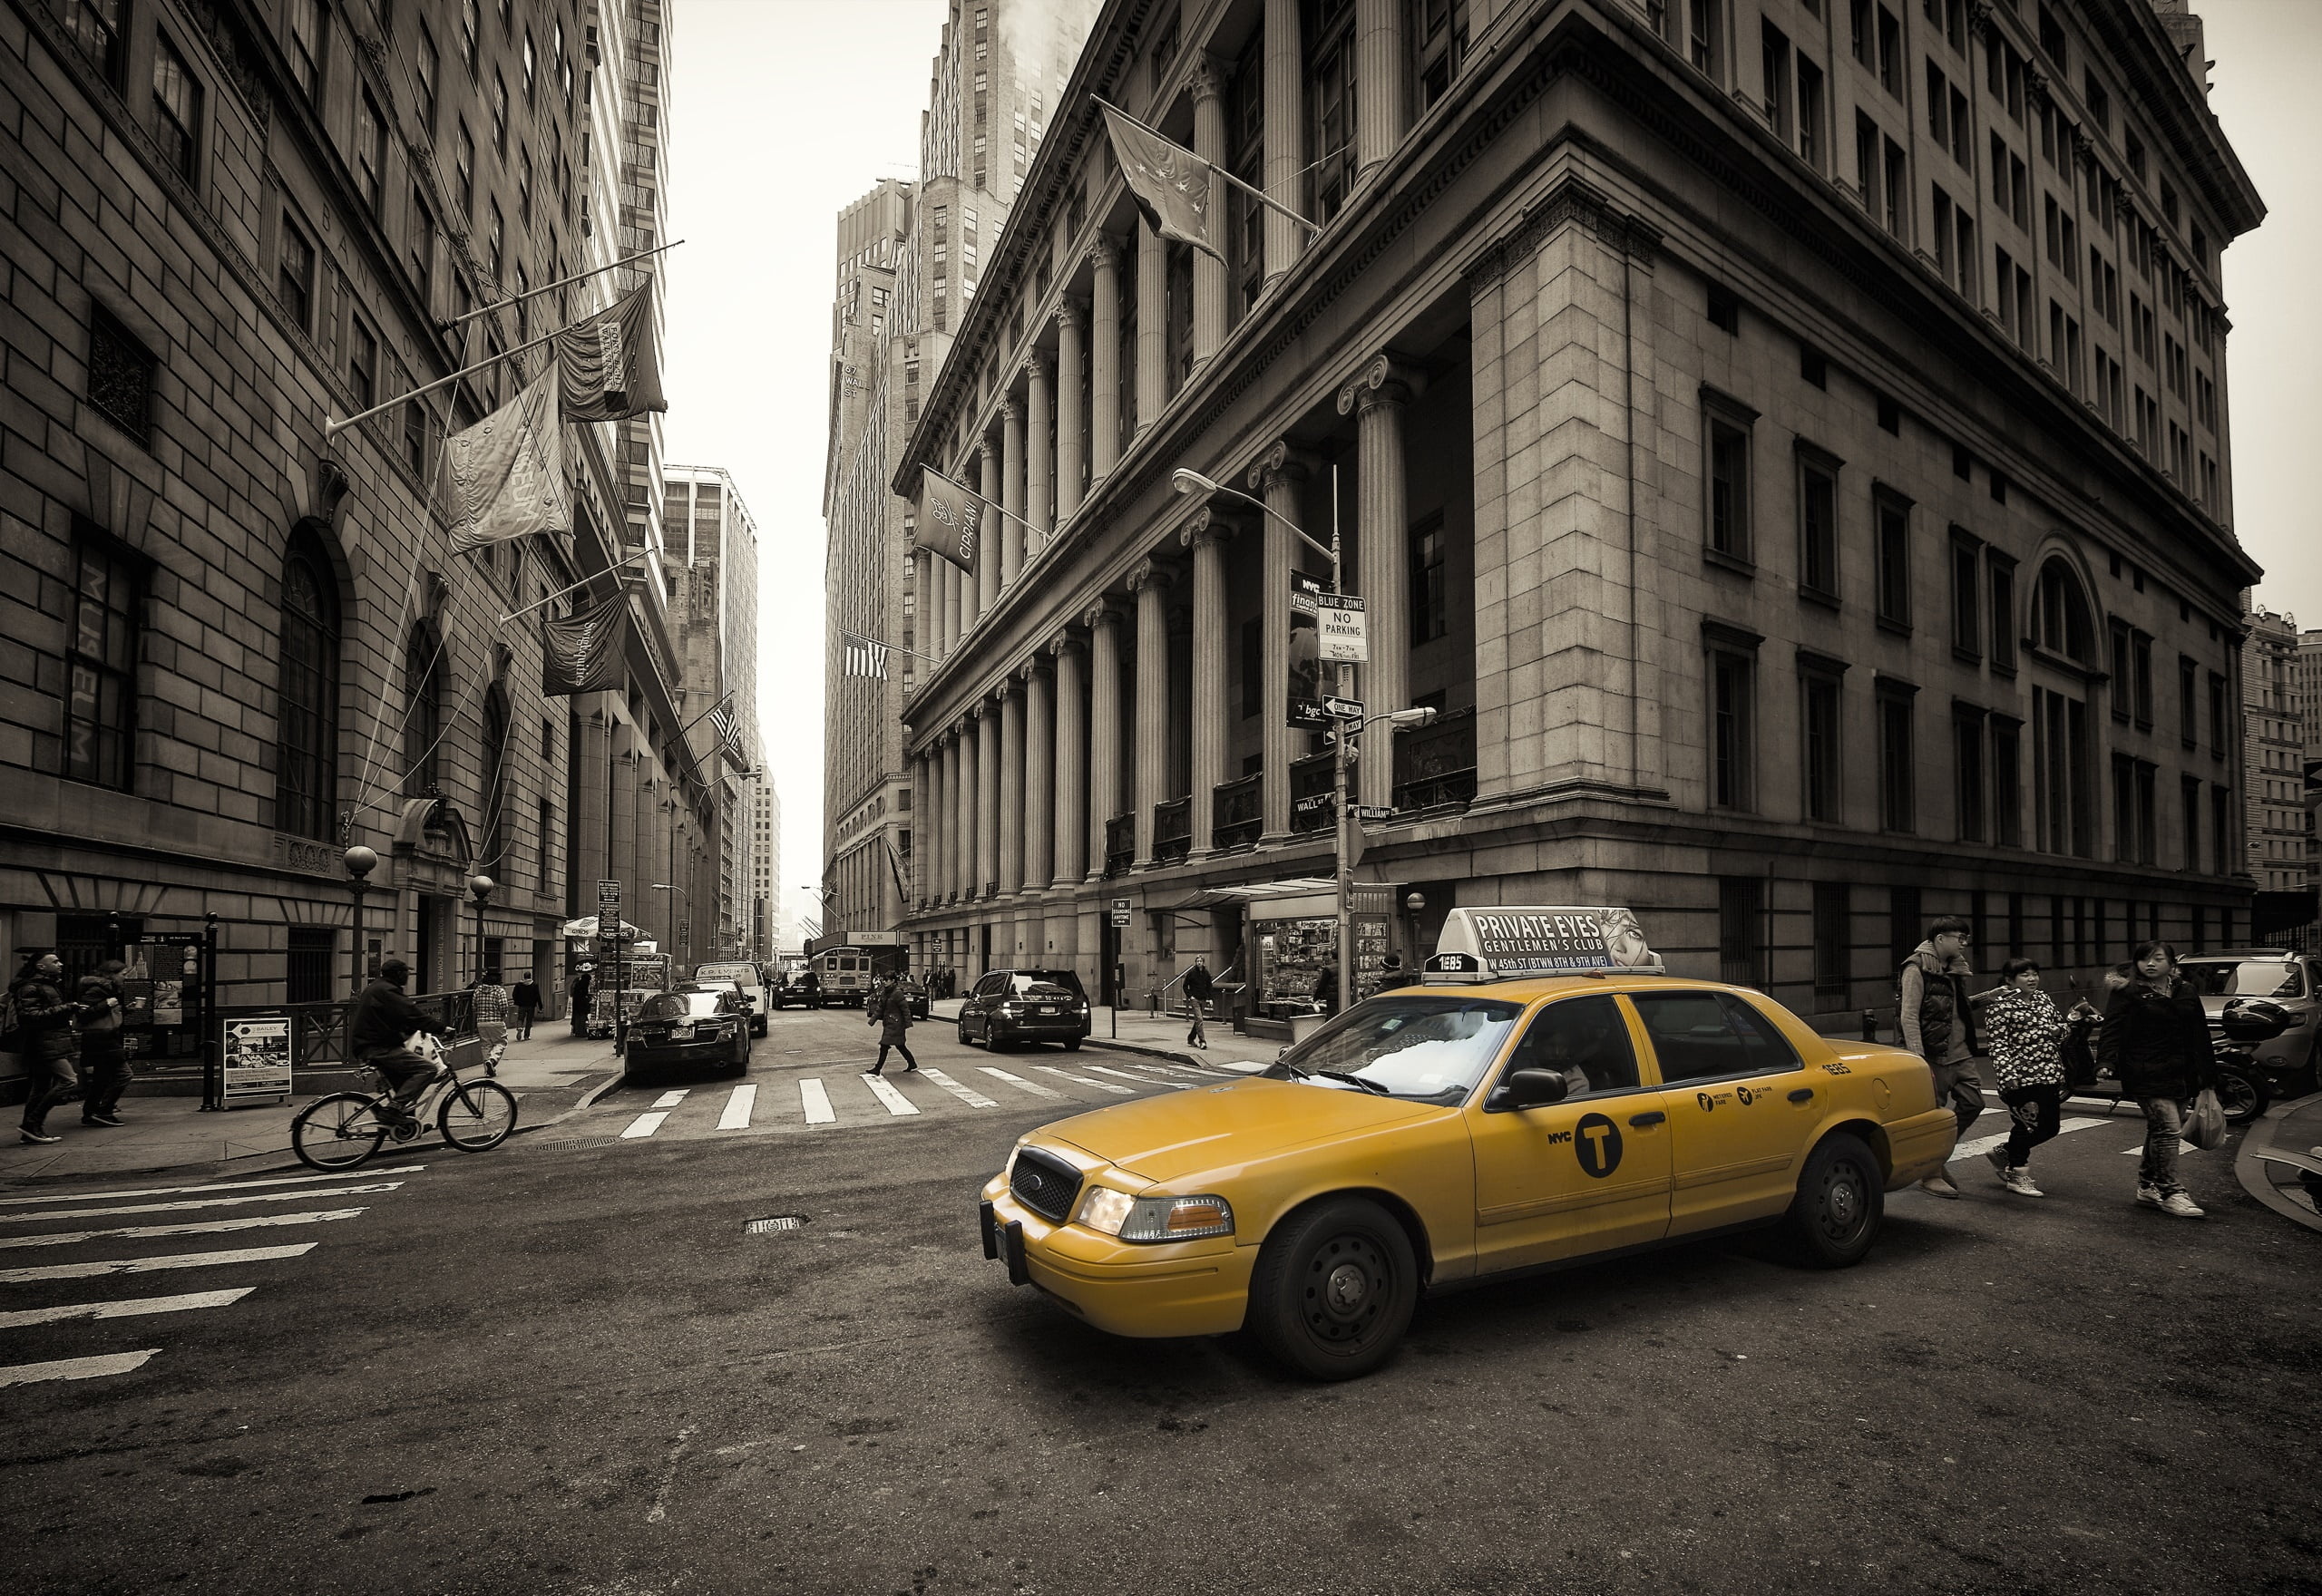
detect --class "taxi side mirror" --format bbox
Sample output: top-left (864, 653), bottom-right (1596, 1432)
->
top-left (1487, 1067), bottom-right (1569, 1112)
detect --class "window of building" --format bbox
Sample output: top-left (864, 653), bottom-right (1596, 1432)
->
top-left (277, 214), bottom-right (317, 332)
top-left (409, 186), bottom-right (434, 307)
top-left (1689, 0), bottom-right (1723, 80)
top-left (1708, 641), bottom-right (1756, 812)
top-left (492, 70), bottom-right (511, 154)
top-left (54, 527), bottom-right (140, 792)
top-left (1798, 57), bottom-right (1826, 170)
top-left (1877, 683), bottom-right (1916, 832)
top-left (149, 30), bottom-right (202, 181)
top-left (1949, 529), bottom-right (1980, 657)
top-left (1800, 659), bottom-right (1844, 822)
top-left (462, 0), bottom-right (481, 73)
top-left (1798, 449), bottom-right (1839, 602)
top-left (2034, 686), bottom-right (2093, 856)
top-left (1410, 515), bottom-right (1448, 645)
top-left (1812, 881), bottom-right (1849, 996)
top-left (1718, 876), bottom-right (1764, 988)
top-left (1307, 0), bottom-right (1360, 223)
top-left (87, 305), bottom-right (154, 446)
top-left (482, 686), bottom-right (511, 876)
top-left (62, 0), bottom-right (126, 85)
top-left (1873, 490), bottom-right (1911, 629)
top-left (2033, 558), bottom-right (2094, 662)
top-left (403, 626), bottom-right (444, 797)
top-left (1702, 392), bottom-right (1755, 564)
top-left (403, 386), bottom-right (430, 477)
top-left (355, 91), bottom-right (385, 216)
top-left (2132, 632), bottom-right (2153, 728)
top-left (1992, 714), bottom-right (2023, 845)
top-left (456, 121), bottom-right (476, 218)
top-left (415, 19), bottom-right (441, 128)
top-left (347, 316), bottom-right (377, 409)
top-left (1987, 551), bottom-right (2016, 672)
top-left (275, 534), bottom-right (341, 842)
top-left (1856, 112), bottom-right (1881, 219)
top-left (2206, 671), bottom-right (2226, 758)
top-left (2210, 781), bottom-right (2230, 875)
top-left (288, 0), bottom-right (326, 104)
top-left (287, 926), bottom-right (337, 1004)
top-left (1954, 704), bottom-right (1985, 841)
top-left (522, 28), bottom-right (538, 104)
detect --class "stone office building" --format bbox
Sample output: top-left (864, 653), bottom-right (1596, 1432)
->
top-left (893, 0), bottom-right (2261, 1024)
top-left (0, 0), bottom-right (707, 1092)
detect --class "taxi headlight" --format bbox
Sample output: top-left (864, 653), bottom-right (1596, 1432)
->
top-left (1076, 1189), bottom-right (1234, 1243)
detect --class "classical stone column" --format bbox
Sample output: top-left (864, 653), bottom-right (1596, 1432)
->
top-left (1136, 218), bottom-right (1166, 433)
top-left (1338, 357), bottom-right (1420, 811)
top-left (976, 699), bottom-right (1000, 898)
top-left (1130, 559), bottom-right (1172, 865)
top-left (1189, 55), bottom-right (1229, 368)
top-left (998, 682), bottom-right (1025, 895)
top-left (1021, 657), bottom-right (1053, 893)
top-left (940, 558), bottom-right (961, 657)
top-left (1000, 398), bottom-right (1026, 588)
top-left (1056, 300), bottom-right (1086, 521)
top-left (1088, 239), bottom-right (1122, 482)
top-left (1051, 633), bottom-right (1088, 886)
top-left (951, 720), bottom-right (973, 901)
top-left (1263, 0), bottom-right (1304, 289)
top-left (1180, 506), bottom-right (1236, 855)
top-left (1250, 443), bottom-right (1313, 839)
top-left (1025, 354), bottom-right (1053, 542)
top-left (976, 437), bottom-right (1001, 618)
top-left (912, 752), bottom-right (932, 906)
top-left (1085, 602), bottom-right (1125, 881)
top-left (1354, 0), bottom-right (1406, 182)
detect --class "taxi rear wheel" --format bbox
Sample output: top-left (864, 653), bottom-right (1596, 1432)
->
top-left (1780, 1133), bottom-right (1884, 1269)
top-left (1247, 1198), bottom-right (1418, 1381)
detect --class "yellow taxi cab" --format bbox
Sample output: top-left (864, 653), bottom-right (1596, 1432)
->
top-left (978, 906), bottom-right (1958, 1379)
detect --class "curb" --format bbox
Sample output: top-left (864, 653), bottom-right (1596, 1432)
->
top-left (1083, 1037), bottom-right (1207, 1068)
top-left (2232, 1097), bottom-right (2322, 1236)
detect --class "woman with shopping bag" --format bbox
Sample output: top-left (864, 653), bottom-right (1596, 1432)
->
top-left (2098, 941), bottom-right (2223, 1220)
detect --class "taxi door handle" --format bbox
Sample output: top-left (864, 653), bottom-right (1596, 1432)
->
top-left (1788, 1088), bottom-right (1815, 1104)
top-left (1628, 1111), bottom-right (1666, 1127)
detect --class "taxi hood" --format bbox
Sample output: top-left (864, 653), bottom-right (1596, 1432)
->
top-left (1040, 1075), bottom-right (1438, 1185)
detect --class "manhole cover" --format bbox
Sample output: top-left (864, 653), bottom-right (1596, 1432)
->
top-left (746, 1215), bottom-right (809, 1235)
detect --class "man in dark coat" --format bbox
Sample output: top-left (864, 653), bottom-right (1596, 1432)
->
top-left (350, 959), bottom-right (448, 1124)
top-left (569, 964), bottom-right (594, 1038)
top-left (865, 977), bottom-right (917, 1076)
top-left (11, 952), bottom-right (79, 1145)
top-left (2100, 942), bottom-right (2221, 1219)
top-left (512, 971), bottom-right (542, 1039)
top-left (1182, 960), bottom-right (1215, 1050)
top-left (73, 959), bottom-right (131, 1127)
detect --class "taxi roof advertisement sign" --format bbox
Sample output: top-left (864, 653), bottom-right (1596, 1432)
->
top-left (1435, 907), bottom-right (1661, 975)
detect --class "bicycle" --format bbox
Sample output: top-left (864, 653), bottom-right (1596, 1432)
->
top-left (290, 1034), bottom-right (519, 1172)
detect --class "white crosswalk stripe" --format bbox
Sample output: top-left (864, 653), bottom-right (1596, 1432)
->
top-left (0, 1168), bottom-right (424, 1209)
top-left (0, 1289), bottom-right (255, 1331)
top-left (0, 1350), bottom-right (157, 1387)
top-left (800, 1078), bottom-right (836, 1124)
top-left (1035, 1066), bottom-right (1133, 1095)
top-left (717, 1084), bottom-right (756, 1130)
top-left (651, 1089), bottom-right (690, 1109)
top-left (1947, 1116), bottom-right (2111, 1164)
top-left (860, 1074), bottom-right (922, 1115)
top-left (918, 1066), bottom-right (999, 1108)
top-left (978, 1066), bottom-right (1061, 1099)
top-left (0, 1244), bottom-right (317, 1285)
top-left (620, 1112), bottom-right (671, 1139)
top-left (3, 1182), bottom-right (406, 1226)
top-left (0, 1209), bottom-right (369, 1251)
top-left (1086, 1063), bottom-right (1193, 1090)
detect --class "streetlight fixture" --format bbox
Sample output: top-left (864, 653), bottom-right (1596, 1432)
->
top-left (467, 874), bottom-right (494, 987)
top-left (344, 845), bottom-right (378, 997)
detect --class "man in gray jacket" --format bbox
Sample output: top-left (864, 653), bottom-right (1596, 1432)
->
top-left (1898, 916), bottom-right (1986, 1200)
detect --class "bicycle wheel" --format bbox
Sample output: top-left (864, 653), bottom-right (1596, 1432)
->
top-left (291, 1093), bottom-right (388, 1173)
top-left (438, 1078), bottom-right (519, 1151)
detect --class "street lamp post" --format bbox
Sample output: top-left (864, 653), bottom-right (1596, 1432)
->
top-left (344, 846), bottom-right (378, 997)
top-left (467, 874), bottom-right (494, 986)
top-left (651, 882), bottom-right (688, 971)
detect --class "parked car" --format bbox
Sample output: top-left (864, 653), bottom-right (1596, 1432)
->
top-left (2178, 950), bottom-right (2320, 1095)
top-left (980, 963), bottom-right (1955, 1380)
top-left (623, 985), bottom-right (752, 1078)
top-left (896, 975), bottom-right (931, 1020)
top-left (691, 960), bottom-right (767, 1036)
top-left (768, 969), bottom-right (824, 1009)
top-left (958, 968), bottom-right (1091, 1050)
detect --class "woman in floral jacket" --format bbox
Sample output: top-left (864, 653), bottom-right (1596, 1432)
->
top-left (1980, 958), bottom-right (2089, 1198)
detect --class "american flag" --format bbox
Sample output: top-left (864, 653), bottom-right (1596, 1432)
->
top-left (844, 636), bottom-right (890, 679)
top-left (708, 702), bottom-right (747, 767)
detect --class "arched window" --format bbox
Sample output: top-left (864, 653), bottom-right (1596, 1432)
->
top-left (275, 534), bottom-right (340, 840)
top-left (2033, 559), bottom-right (2095, 664)
top-left (481, 683), bottom-right (511, 877)
top-left (403, 625), bottom-right (444, 798)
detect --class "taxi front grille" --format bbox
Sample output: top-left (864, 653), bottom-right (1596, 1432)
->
top-left (1009, 1147), bottom-right (1082, 1224)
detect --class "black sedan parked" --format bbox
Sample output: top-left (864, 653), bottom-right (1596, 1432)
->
top-left (624, 986), bottom-right (752, 1077)
top-left (957, 968), bottom-right (1090, 1050)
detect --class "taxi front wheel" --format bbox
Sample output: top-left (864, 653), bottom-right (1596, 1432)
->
top-left (1246, 1197), bottom-right (1418, 1381)
top-left (1780, 1133), bottom-right (1884, 1269)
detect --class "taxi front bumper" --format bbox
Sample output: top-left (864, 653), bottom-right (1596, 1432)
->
top-left (978, 1179), bottom-right (1255, 1339)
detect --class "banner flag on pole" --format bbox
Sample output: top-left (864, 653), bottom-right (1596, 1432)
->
top-left (844, 636), bottom-right (891, 680)
top-left (708, 702), bottom-right (748, 766)
top-left (913, 471), bottom-right (982, 574)
top-left (542, 596), bottom-right (629, 696)
top-left (438, 368), bottom-right (570, 553)
top-left (1098, 102), bottom-right (1222, 262)
top-left (556, 283), bottom-right (668, 422)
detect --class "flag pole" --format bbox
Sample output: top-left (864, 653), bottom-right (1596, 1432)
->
top-left (324, 320), bottom-right (566, 436)
top-left (840, 627), bottom-right (941, 666)
top-left (496, 550), bottom-right (648, 625)
top-left (440, 239), bottom-right (685, 332)
top-left (1093, 96), bottom-right (1322, 237)
top-left (679, 687), bottom-right (737, 736)
top-left (922, 464), bottom-right (1045, 537)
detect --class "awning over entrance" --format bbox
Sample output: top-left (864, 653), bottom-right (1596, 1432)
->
top-left (1169, 878), bottom-right (1401, 923)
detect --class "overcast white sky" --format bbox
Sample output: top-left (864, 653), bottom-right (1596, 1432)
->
top-left (659, 0), bottom-right (2320, 935)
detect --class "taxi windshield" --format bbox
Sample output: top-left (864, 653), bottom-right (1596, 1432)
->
top-left (1268, 995), bottom-right (1525, 1105)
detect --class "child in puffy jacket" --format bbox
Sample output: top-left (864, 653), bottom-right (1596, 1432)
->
top-left (1979, 958), bottom-right (2083, 1198)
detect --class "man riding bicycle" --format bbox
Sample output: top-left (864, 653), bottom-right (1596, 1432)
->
top-left (350, 959), bottom-right (448, 1125)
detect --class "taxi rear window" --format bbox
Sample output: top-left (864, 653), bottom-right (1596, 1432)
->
top-left (1630, 991), bottom-right (1801, 1082)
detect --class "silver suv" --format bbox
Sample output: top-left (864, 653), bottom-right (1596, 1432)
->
top-left (2178, 951), bottom-right (2320, 1095)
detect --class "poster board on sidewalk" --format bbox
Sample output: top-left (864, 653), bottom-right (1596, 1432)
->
top-left (220, 1016), bottom-right (294, 1105)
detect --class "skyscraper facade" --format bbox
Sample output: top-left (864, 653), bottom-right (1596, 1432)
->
top-left (2244, 605), bottom-right (2306, 894)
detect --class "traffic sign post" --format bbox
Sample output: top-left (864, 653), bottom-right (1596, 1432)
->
top-left (1323, 696), bottom-right (1365, 721)
top-left (1317, 592), bottom-right (1368, 663)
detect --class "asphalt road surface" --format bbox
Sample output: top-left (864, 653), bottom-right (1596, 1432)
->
top-left (3, 1007), bottom-right (2317, 1596)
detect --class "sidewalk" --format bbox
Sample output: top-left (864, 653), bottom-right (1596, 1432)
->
top-left (927, 999), bottom-right (1275, 1074)
top-left (0, 1031), bottom-right (621, 1186)
top-left (2234, 1090), bottom-right (2322, 1234)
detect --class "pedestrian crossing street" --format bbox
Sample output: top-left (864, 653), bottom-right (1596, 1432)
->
top-left (602, 1054), bottom-right (1257, 1142)
top-left (0, 1164), bottom-right (428, 1390)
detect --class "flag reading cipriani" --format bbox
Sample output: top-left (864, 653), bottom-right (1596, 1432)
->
top-left (439, 367), bottom-right (571, 553)
top-left (914, 469), bottom-right (984, 574)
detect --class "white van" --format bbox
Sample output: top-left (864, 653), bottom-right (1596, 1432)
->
top-left (690, 960), bottom-right (768, 1036)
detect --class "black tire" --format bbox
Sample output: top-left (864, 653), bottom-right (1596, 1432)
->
top-left (1245, 1197), bottom-right (1419, 1381)
top-left (2214, 1066), bottom-right (2268, 1126)
top-left (1777, 1133), bottom-right (1884, 1269)
top-left (1064, 1036), bottom-right (1083, 1052)
top-left (958, 1019), bottom-right (973, 1046)
top-left (439, 1078), bottom-right (519, 1151)
top-left (291, 1093), bottom-right (387, 1173)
